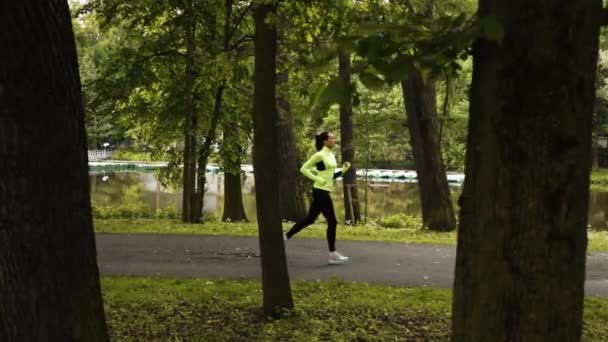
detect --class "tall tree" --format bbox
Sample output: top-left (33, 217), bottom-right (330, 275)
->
top-left (276, 47), bottom-right (308, 222)
top-left (452, 0), bottom-right (601, 340)
top-left (274, 7), bottom-right (309, 222)
top-left (338, 48), bottom-right (362, 224)
top-left (253, 0), bottom-right (294, 316)
top-left (192, 0), bottom-right (250, 222)
top-left (401, 70), bottom-right (456, 231)
top-left (221, 111), bottom-right (249, 222)
top-left (182, 0), bottom-right (198, 222)
top-left (0, 1), bottom-right (108, 340)
top-left (401, 1), bottom-right (456, 232)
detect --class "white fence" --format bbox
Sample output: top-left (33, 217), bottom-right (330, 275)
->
top-left (88, 149), bottom-right (113, 161)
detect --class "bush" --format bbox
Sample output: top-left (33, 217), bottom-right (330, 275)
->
top-left (380, 213), bottom-right (422, 228)
top-left (92, 205), bottom-right (180, 220)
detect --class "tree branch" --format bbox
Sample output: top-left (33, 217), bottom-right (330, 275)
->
top-left (226, 34), bottom-right (254, 51)
top-left (227, 2), bottom-right (253, 44)
top-left (136, 50), bottom-right (186, 64)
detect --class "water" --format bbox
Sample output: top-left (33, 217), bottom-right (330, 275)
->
top-left (90, 172), bottom-right (608, 229)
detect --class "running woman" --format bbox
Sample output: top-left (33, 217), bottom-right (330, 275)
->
top-left (284, 132), bottom-right (351, 264)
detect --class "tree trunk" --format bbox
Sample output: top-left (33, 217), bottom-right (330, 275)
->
top-left (182, 0), bottom-right (198, 223)
top-left (276, 76), bottom-right (308, 222)
top-left (401, 72), bottom-right (456, 231)
top-left (221, 113), bottom-right (248, 222)
top-left (223, 170), bottom-right (248, 222)
top-left (253, 1), bottom-right (294, 317)
top-left (0, 2), bottom-right (109, 340)
top-left (338, 48), bottom-right (361, 225)
top-left (191, 0), bottom-right (235, 222)
top-left (192, 84), bottom-right (225, 222)
top-left (275, 31), bottom-right (307, 222)
top-left (452, 1), bottom-right (601, 341)
top-left (592, 146), bottom-right (599, 169)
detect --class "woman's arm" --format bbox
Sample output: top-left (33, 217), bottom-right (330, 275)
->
top-left (300, 153), bottom-right (324, 183)
top-left (333, 161), bottom-right (351, 179)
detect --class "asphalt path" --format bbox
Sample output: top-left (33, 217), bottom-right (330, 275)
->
top-left (96, 233), bottom-right (608, 297)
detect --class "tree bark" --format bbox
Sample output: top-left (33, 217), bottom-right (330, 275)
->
top-left (452, 1), bottom-right (601, 341)
top-left (221, 118), bottom-right (248, 222)
top-left (181, 0), bottom-right (198, 222)
top-left (401, 72), bottom-right (456, 231)
top-left (192, 84), bottom-right (225, 222)
top-left (276, 67), bottom-right (308, 222)
top-left (592, 146), bottom-right (599, 169)
top-left (222, 171), bottom-right (248, 222)
top-left (0, 2), bottom-right (109, 340)
top-left (253, 1), bottom-right (294, 317)
top-left (338, 48), bottom-right (362, 224)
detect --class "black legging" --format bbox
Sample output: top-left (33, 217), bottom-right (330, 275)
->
top-left (286, 188), bottom-right (337, 252)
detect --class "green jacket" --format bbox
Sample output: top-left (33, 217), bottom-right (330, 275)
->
top-left (300, 147), bottom-right (350, 192)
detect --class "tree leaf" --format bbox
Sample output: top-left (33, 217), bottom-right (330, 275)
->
top-left (359, 69), bottom-right (385, 90)
top-left (313, 77), bottom-right (349, 111)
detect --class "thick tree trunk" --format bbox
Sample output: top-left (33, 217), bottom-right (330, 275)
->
top-left (223, 171), bottom-right (248, 222)
top-left (192, 84), bottom-right (224, 222)
top-left (452, 1), bottom-right (601, 341)
top-left (276, 74), bottom-right (308, 222)
top-left (253, 2), bottom-right (294, 317)
top-left (182, 1), bottom-right (198, 223)
top-left (338, 48), bottom-right (361, 224)
top-left (0, 2), bottom-right (109, 340)
top-left (401, 72), bottom-right (456, 231)
top-left (221, 113), bottom-right (248, 222)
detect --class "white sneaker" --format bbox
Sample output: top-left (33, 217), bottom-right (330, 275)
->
top-left (328, 251), bottom-right (349, 264)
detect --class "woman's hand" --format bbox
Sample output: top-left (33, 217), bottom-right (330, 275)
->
top-left (343, 161), bottom-right (351, 170)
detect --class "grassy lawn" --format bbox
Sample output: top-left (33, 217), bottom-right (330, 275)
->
top-left (110, 150), bottom-right (154, 162)
top-left (591, 169), bottom-right (608, 191)
top-left (102, 277), bottom-right (607, 341)
top-left (94, 218), bottom-right (608, 253)
top-left (591, 169), bottom-right (608, 183)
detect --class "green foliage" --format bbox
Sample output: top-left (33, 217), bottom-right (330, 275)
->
top-left (591, 169), bottom-right (608, 184)
top-left (73, 0), bottom-right (256, 182)
top-left (594, 49), bottom-right (608, 153)
top-left (92, 205), bottom-right (180, 220)
top-left (101, 277), bottom-right (608, 341)
top-left (381, 213), bottom-right (422, 228)
top-left (111, 150), bottom-right (155, 162)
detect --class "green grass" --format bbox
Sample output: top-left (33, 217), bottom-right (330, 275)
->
top-left (591, 169), bottom-right (608, 181)
top-left (590, 171), bottom-right (608, 190)
top-left (94, 218), bottom-right (457, 246)
top-left (111, 150), bottom-right (156, 162)
top-left (101, 277), bottom-right (608, 341)
top-left (94, 218), bottom-right (608, 252)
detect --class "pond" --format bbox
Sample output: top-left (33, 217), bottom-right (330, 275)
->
top-left (90, 171), bottom-right (608, 229)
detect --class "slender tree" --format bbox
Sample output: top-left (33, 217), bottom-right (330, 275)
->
top-left (338, 48), bottom-right (362, 224)
top-left (252, 0), bottom-right (294, 316)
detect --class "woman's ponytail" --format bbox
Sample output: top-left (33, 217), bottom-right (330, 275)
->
top-left (315, 132), bottom-right (329, 151)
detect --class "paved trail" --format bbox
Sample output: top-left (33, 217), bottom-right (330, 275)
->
top-left (96, 233), bottom-right (608, 297)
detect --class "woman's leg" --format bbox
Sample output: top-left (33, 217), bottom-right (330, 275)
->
top-left (285, 190), bottom-right (322, 238)
top-left (318, 191), bottom-right (338, 252)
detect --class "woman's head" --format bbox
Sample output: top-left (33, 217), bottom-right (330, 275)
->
top-left (315, 132), bottom-right (335, 151)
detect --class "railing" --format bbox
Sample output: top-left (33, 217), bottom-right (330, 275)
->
top-left (88, 149), bottom-right (113, 161)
